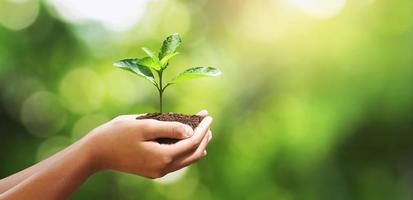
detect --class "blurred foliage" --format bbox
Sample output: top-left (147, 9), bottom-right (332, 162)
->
top-left (1, 0), bottom-right (413, 199)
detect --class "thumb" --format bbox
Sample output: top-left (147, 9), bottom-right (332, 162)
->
top-left (141, 120), bottom-right (194, 140)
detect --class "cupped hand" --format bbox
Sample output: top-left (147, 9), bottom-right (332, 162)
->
top-left (84, 110), bottom-right (213, 179)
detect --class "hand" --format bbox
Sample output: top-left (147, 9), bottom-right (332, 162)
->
top-left (84, 111), bottom-right (213, 179)
top-left (0, 111), bottom-right (213, 200)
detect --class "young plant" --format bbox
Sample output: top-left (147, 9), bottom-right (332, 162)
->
top-left (113, 33), bottom-right (221, 113)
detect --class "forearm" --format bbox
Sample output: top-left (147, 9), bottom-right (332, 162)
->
top-left (0, 137), bottom-right (98, 200)
top-left (0, 146), bottom-right (73, 193)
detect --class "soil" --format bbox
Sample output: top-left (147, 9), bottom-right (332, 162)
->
top-left (136, 113), bottom-right (204, 144)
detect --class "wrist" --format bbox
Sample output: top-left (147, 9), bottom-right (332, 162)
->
top-left (77, 133), bottom-right (104, 173)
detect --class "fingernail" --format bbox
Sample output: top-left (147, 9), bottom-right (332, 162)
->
top-left (185, 126), bottom-right (194, 137)
top-left (195, 117), bottom-right (212, 131)
top-left (207, 132), bottom-right (212, 142)
top-left (197, 109), bottom-right (208, 116)
top-left (203, 150), bottom-right (207, 156)
top-left (203, 116), bottom-right (213, 125)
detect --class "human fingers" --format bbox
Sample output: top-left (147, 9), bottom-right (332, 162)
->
top-left (139, 120), bottom-right (194, 140)
top-left (166, 117), bottom-right (212, 157)
top-left (196, 110), bottom-right (208, 117)
top-left (167, 130), bottom-right (212, 172)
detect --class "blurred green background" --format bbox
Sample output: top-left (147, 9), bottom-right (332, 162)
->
top-left (1, 0), bottom-right (413, 199)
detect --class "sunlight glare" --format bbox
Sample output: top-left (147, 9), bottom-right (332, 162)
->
top-left (46, 0), bottom-right (151, 32)
top-left (287, 0), bottom-right (347, 19)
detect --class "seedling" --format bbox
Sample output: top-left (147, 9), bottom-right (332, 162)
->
top-left (113, 33), bottom-right (221, 114)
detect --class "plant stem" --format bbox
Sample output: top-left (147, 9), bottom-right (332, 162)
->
top-left (158, 70), bottom-right (164, 113)
top-left (159, 90), bottom-right (163, 113)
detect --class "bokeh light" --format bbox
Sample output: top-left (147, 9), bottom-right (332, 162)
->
top-left (1, 75), bottom-right (44, 120)
top-left (155, 167), bottom-right (189, 185)
top-left (102, 69), bottom-right (146, 107)
top-left (71, 114), bottom-right (109, 141)
top-left (59, 67), bottom-right (105, 114)
top-left (0, 0), bottom-right (39, 30)
top-left (36, 136), bottom-right (71, 161)
top-left (20, 91), bottom-right (67, 138)
top-left (154, 167), bottom-right (199, 199)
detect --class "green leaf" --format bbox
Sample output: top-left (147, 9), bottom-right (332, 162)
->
top-left (159, 33), bottom-right (181, 60)
top-left (113, 58), bottom-right (156, 85)
top-left (170, 67), bottom-right (221, 84)
top-left (160, 52), bottom-right (179, 68)
top-left (138, 57), bottom-right (161, 71)
top-left (141, 47), bottom-right (158, 61)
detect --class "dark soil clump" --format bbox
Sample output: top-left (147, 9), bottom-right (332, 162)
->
top-left (136, 113), bottom-right (203, 129)
top-left (136, 113), bottom-right (204, 144)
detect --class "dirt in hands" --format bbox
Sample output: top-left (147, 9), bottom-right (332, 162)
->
top-left (136, 113), bottom-right (204, 144)
top-left (136, 113), bottom-right (204, 128)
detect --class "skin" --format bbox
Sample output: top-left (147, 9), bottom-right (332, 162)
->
top-left (0, 110), bottom-right (213, 200)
